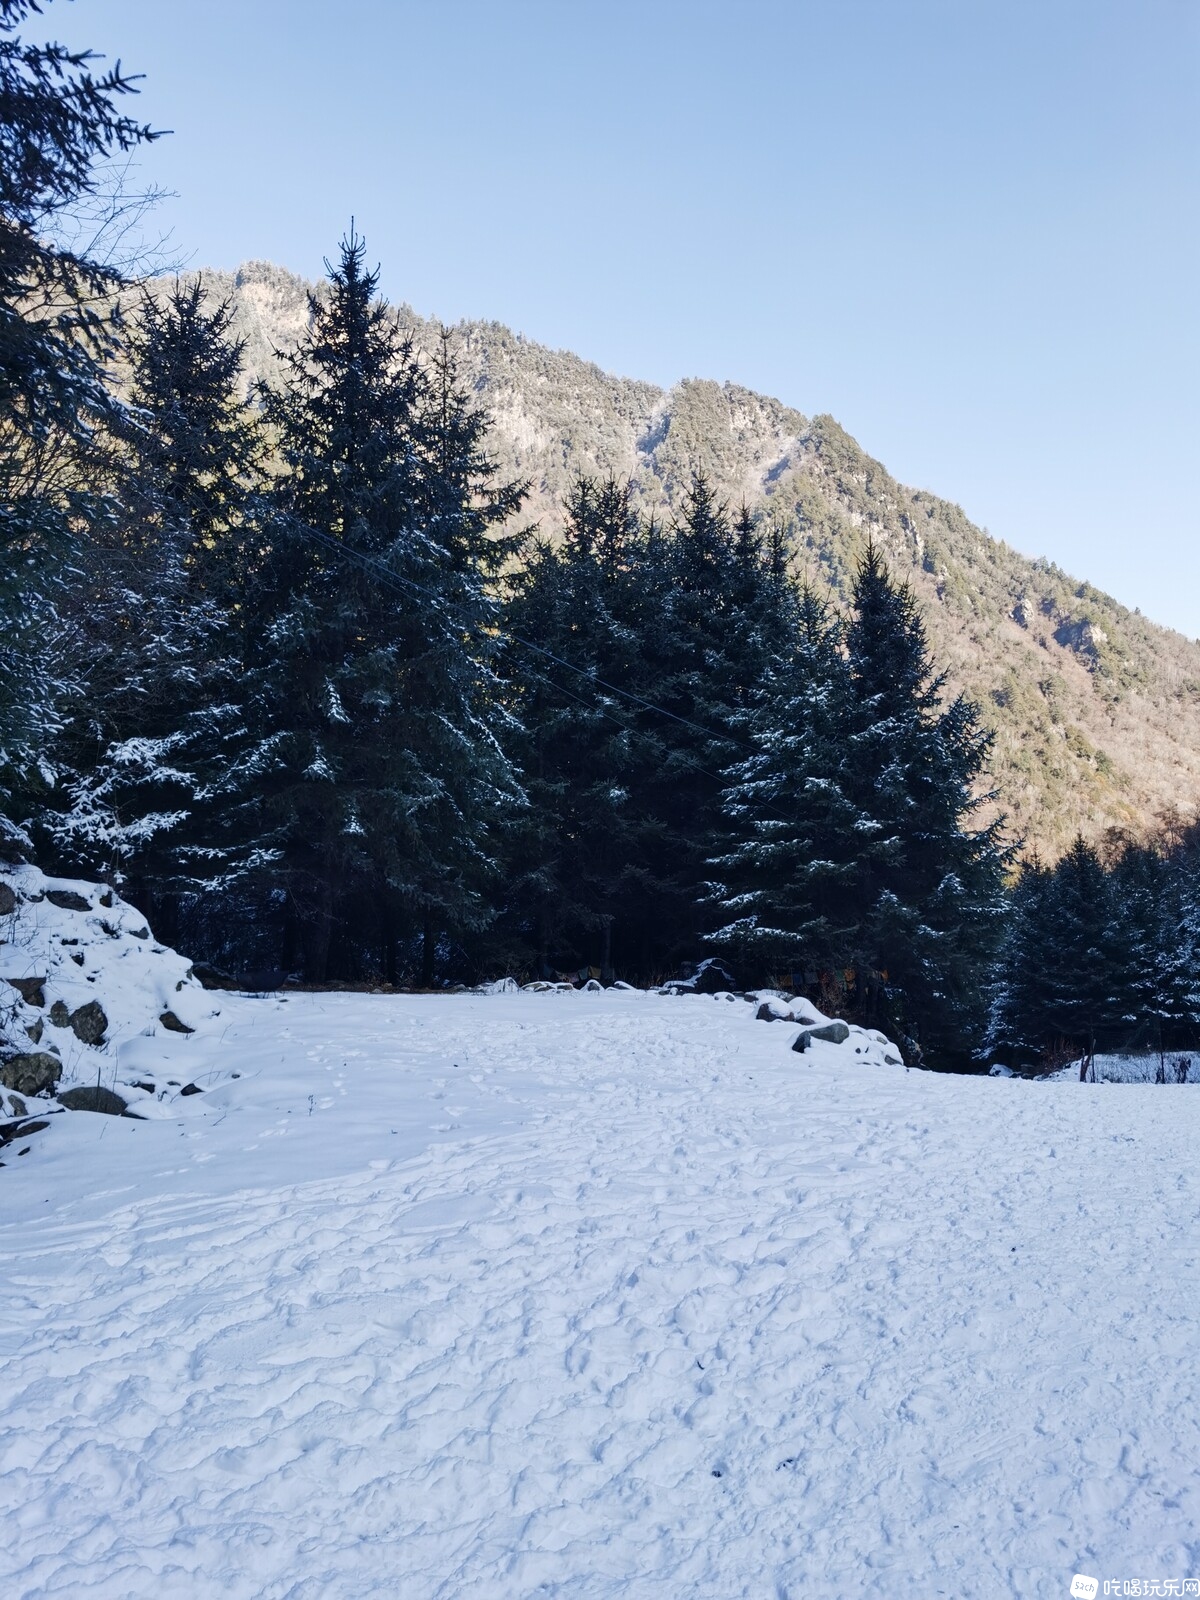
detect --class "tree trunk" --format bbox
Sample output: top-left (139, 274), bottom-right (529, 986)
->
top-left (421, 905), bottom-right (436, 988)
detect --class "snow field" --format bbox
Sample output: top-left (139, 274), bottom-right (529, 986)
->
top-left (2, 990), bottom-right (1199, 1598)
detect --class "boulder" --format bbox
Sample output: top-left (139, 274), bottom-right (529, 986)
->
top-left (58, 1085), bottom-right (127, 1116)
top-left (0, 881), bottom-right (17, 917)
top-left (68, 1000), bottom-right (108, 1045)
top-left (756, 1002), bottom-right (787, 1022)
top-left (0, 1116), bottom-right (50, 1147)
top-left (159, 1010), bottom-right (194, 1034)
top-left (49, 1000), bottom-right (70, 1027)
top-left (180, 1082), bottom-right (203, 1096)
top-left (791, 1031), bottom-right (810, 1053)
top-left (808, 1021), bottom-right (850, 1045)
top-left (25, 1019), bottom-right (43, 1044)
top-left (5, 975), bottom-right (46, 1007)
top-left (45, 888), bottom-right (91, 912)
top-left (0, 1051), bottom-right (62, 1097)
top-left (189, 961), bottom-right (238, 991)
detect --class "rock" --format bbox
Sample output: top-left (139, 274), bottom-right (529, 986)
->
top-left (0, 1051), bottom-right (62, 1097)
top-left (98, 890), bottom-right (114, 909)
top-left (49, 1000), bottom-right (70, 1027)
top-left (691, 958), bottom-right (736, 994)
top-left (791, 1031), bottom-right (810, 1053)
top-left (5, 1093), bottom-right (27, 1117)
top-left (0, 1116), bottom-right (50, 1146)
top-left (884, 1053), bottom-right (902, 1066)
top-left (159, 1010), bottom-right (194, 1034)
top-left (238, 966), bottom-right (285, 992)
top-left (58, 1085), bottom-right (127, 1116)
top-left (808, 1021), bottom-right (850, 1045)
top-left (69, 951), bottom-right (85, 966)
top-left (25, 1019), bottom-right (43, 1044)
top-left (129, 925), bottom-right (150, 939)
top-left (190, 961), bottom-right (238, 991)
top-left (0, 882), bottom-right (17, 917)
top-left (68, 1000), bottom-right (108, 1045)
top-left (179, 1082), bottom-right (203, 1096)
top-left (988, 1063), bottom-right (1014, 1077)
top-left (45, 888), bottom-right (91, 912)
top-left (756, 1002), bottom-right (785, 1022)
top-left (6, 975), bottom-right (46, 1007)
top-left (581, 978), bottom-right (603, 992)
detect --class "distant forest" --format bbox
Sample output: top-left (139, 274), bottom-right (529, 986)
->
top-left (4, 0), bottom-right (1200, 1071)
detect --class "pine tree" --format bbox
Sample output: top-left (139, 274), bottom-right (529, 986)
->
top-left (987, 837), bottom-right (1125, 1068)
top-left (984, 855), bottom-right (1061, 1066)
top-left (0, 0), bottom-right (159, 822)
top-left (44, 279), bottom-right (260, 899)
top-left (502, 474), bottom-right (663, 977)
top-left (842, 542), bottom-right (1008, 1062)
top-left (223, 231), bottom-right (524, 982)
top-left (641, 478), bottom-right (796, 967)
top-left (709, 586), bottom-right (867, 981)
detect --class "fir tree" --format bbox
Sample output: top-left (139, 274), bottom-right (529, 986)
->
top-left (842, 542), bottom-right (1008, 1061)
top-left (709, 586), bottom-right (866, 980)
top-left (224, 231), bottom-right (523, 982)
top-left (502, 474), bottom-right (663, 977)
top-left (44, 279), bottom-right (260, 899)
top-left (0, 0), bottom-right (159, 822)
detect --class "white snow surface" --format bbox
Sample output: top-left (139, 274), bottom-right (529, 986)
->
top-left (2, 986), bottom-right (1199, 1598)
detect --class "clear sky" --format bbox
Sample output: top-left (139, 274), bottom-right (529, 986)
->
top-left (55, 0), bottom-right (1200, 634)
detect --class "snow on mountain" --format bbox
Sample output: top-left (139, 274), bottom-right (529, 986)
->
top-left (1, 983), bottom-right (1196, 1597)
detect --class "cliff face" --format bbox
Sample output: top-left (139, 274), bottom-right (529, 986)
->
top-left (172, 259), bottom-right (1200, 855)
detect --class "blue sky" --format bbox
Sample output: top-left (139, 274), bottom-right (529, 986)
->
top-left (58, 0), bottom-right (1199, 633)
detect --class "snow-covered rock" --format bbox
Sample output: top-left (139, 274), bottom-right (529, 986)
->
top-left (0, 865), bottom-right (217, 1123)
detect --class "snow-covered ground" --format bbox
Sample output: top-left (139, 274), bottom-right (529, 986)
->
top-left (2, 987), bottom-right (1198, 1599)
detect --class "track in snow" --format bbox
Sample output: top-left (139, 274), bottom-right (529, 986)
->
top-left (2, 992), bottom-right (1197, 1598)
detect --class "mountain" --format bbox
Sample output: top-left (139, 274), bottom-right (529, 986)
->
top-left (166, 260), bottom-right (1200, 857)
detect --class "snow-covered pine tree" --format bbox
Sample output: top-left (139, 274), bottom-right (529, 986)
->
top-left (984, 855), bottom-right (1061, 1067)
top-left (842, 542), bottom-right (1008, 1063)
top-left (224, 231), bottom-right (524, 983)
top-left (708, 585), bottom-right (867, 981)
top-left (987, 836), bottom-right (1124, 1068)
top-left (0, 0), bottom-right (158, 826)
top-left (501, 474), bottom-right (665, 978)
top-left (44, 279), bottom-right (261, 907)
top-left (382, 327), bottom-right (527, 984)
top-left (640, 478), bottom-right (800, 968)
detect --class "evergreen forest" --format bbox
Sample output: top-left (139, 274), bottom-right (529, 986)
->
top-left (4, 0), bottom-right (1200, 1072)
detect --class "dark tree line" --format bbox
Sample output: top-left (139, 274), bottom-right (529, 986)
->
top-left (987, 827), bottom-right (1200, 1069)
